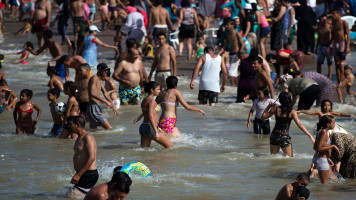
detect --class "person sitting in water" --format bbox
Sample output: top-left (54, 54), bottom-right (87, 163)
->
top-left (84, 166), bottom-right (132, 200)
top-left (275, 173), bottom-right (310, 200)
top-left (134, 81), bottom-right (173, 148)
top-left (6, 41), bottom-right (34, 64)
top-left (298, 99), bottom-right (354, 119)
top-left (156, 76), bottom-right (205, 138)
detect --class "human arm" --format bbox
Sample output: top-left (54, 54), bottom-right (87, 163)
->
top-left (292, 110), bottom-right (315, 144)
top-left (5, 91), bottom-right (18, 109)
top-left (12, 51), bottom-right (30, 64)
top-left (218, 39), bottom-right (228, 55)
top-left (298, 110), bottom-right (322, 117)
top-left (235, 1), bottom-right (245, 18)
top-left (49, 43), bottom-right (63, 64)
top-left (94, 37), bottom-right (119, 51)
top-left (13, 103), bottom-right (19, 124)
top-left (170, 46), bottom-right (177, 76)
top-left (247, 110), bottom-right (254, 128)
top-left (255, 11), bottom-right (261, 25)
top-left (32, 102), bottom-right (42, 124)
top-left (148, 50), bottom-right (158, 80)
top-left (220, 56), bottom-right (227, 92)
top-left (147, 9), bottom-right (152, 34)
top-left (193, 9), bottom-right (201, 32)
top-left (133, 113), bottom-right (144, 124)
top-left (244, 21), bottom-right (251, 36)
top-left (272, 6), bottom-right (287, 22)
top-left (237, 31), bottom-right (244, 53)
top-left (330, 111), bottom-right (354, 118)
top-left (71, 135), bottom-right (96, 184)
top-left (101, 85), bottom-right (118, 115)
top-left (190, 55), bottom-right (205, 89)
top-left (314, 129), bottom-right (338, 153)
top-left (260, 102), bottom-right (277, 120)
top-left (26, 44), bottom-right (47, 55)
top-left (45, 1), bottom-right (52, 28)
top-left (344, 20), bottom-right (351, 54)
top-left (262, 71), bottom-right (275, 99)
top-left (176, 90), bottom-right (205, 115)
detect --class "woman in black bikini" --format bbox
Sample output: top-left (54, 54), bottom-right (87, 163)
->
top-left (261, 92), bottom-right (314, 157)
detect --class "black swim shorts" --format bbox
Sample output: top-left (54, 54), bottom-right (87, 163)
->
top-left (74, 169), bottom-right (99, 194)
top-left (270, 131), bottom-right (292, 148)
top-left (198, 90), bottom-right (218, 104)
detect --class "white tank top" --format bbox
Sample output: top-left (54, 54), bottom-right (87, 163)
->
top-left (199, 54), bottom-right (222, 92)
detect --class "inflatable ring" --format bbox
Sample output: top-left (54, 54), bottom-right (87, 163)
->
top-left (120, 162), bottom-right (152, 177)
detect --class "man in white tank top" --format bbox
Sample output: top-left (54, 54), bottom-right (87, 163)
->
top-left (190, 46), bottom-right (227, 106)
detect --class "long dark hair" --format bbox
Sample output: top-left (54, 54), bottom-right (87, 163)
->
top-left (143, 81), bottom-right (159, 94)
top-left (278, 92), bottom-right (293, 114)
top-left (317, 115), bottom-right (334, 132)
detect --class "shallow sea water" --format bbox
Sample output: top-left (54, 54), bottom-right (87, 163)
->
top-left (1, 27), bottom-right (356, 200)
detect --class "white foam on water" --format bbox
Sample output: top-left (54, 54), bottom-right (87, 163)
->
top-left (171, 133), bottom-right (237, 149)
top-left (222, 151), bottom-right (313, 161)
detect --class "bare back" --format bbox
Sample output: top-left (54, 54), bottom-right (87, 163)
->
top-left (73, 133), bottom-right (97, 171)
top-left (151, 6), bottom-right (169, 25)
top-left (88, 75), bottom-right (104, 104)
top-left (72, 1), bottom-right (85, 17)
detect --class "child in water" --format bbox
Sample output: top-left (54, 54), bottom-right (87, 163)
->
top-left (298, 99), bottom-right (354, 119)
top-left (47, 88), bottom-right (64, 137)
top-left (114, 25), bottom-right (122, 59)
top-left (247, 87), bottom-right (280, 134)
top-left (0, 54), bottom-right (5, 80)
top-left (288, 53), bottom-right (300, 72)
top-left (335, 52), bottom-right (356, 103)
top-left (142, 36), bottom-right (154, 59)
top-left (103, 69), bottom-right (121, 110)
top-left (13, 89), bottom-right (42, 134)
top-left (275, 173), bottom-right (310, 200)
top-left (0, 79), bottom-right (18, 110)
top-left (7, 41), bottom-right (34, 64)
top-left (14, 18), bottom-right (31, 35)
top-left (193, 33), bottom-right (206, 59)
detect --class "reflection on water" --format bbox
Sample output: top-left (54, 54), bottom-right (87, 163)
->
top-left (1, 37), bottom-right (356, 199)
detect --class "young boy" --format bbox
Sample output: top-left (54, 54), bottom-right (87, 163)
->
top-left (316, 15), bottom-right (333, 80)
top-left (77, 63), bottom-right (91, 119)
top-left (142, 36), bottom-right (154, 60)
top-left (47, 65), bottom-right (64, 92)
top-left (336, 52), bottom-right (356, 103)
top-left (275, 173), bottom-right (310, 200)
top-left (103, 68), bottom-right (120, 110)
top-left (47, 88), bottom-right (64, 137)
top-left (114, 25), bottom-right (122, 59)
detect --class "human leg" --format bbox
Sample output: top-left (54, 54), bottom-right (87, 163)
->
top-left (100, 121), bottom-right (112, 130)
top-left (187, 37), bottom-right (193, 60)
top-left (140, 137), bottom-right (152, 148)
top-left (281, 145), bottom-right (293, 157)
top-left (336, 82), bottom-right (346, 103)
top-left (178, 37), bottom-right (184, 57)
top-left (270, 144), bottom-right (280, 154)
top-left (153, 132), bottom-right (173, 148)
top-left (259, 37), bottom-right (267, 58)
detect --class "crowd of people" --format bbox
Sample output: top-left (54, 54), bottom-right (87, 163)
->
top-left (1, 0), bottom-right (356, 199)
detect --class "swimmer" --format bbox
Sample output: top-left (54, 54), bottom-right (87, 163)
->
top-left (312, 115), bottom-right (340, 184)
top-left (134, 81), bottom-right (173, 148)
top-left (6, 41), bottom-right (34, 64)
top-left (156, 76), bottom-right (205, 138)
top-left (47, 65), bottom-right (64, 92)
top-left (85, 166), bottom-right (132, 200)
top-left (59, 81), bottom-right (80, 139)
top-left (67, 116), bottom-right (98, 198)
top-left (47, 88), bottom-right (64, 137)
top-left (298, 99), bottom-right (354, 119)
top-left (261, 92), bottom-right (315, 157)
top-left (0, 79), bottom-right (18, 110)
top-left (275, 173), bottom-right (310, 200)
top-left (13, 89), bottom-right (42, 135)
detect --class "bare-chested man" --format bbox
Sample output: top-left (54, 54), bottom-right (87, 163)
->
top-left (33, 0), bottom-right (51, 48)
top-left (84, 166), bottom-right (132, 200)
top-left (113, 48), bottom-right (147, 105)
top-left (77, 63), bottom-right (91, 118)
top-left (244, 56), bottom-right (274, 101)
top-left (68, 116), bottom-right (98, 198)
top-left (47, 65), bottom-right (64, 92)
top-left (148, 32), bottom-right (176, 90)
top-left (218, 19), bottom-right (244, 86)
top-left (71, 0), bottom-right (87, 42)
top-left (64, 55), bottom-right (92, 83)
top-left (331, 9), bottom-right (350, 83)
top-left (87, 63), bottom-right (118, 129)
top-left (148, 0), bottom-right (174, 45)
top-left (316, 14), bottom-right (333, 80)
top-left (26, 30), bottom-right (65, 80)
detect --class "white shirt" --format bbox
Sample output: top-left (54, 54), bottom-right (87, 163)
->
top-left (121, 12), bottom-right (147, 40)
top-left (199, 54), bottom-right (222, 93)
top-left (251, 98), bottom-right (280, 119)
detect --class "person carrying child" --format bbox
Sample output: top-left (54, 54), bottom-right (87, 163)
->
top-left (247, 87), bottom-right (280, 135)
top-left (13, 89), bottom-right (41, 134)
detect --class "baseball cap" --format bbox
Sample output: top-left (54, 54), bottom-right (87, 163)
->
top-left (89, 25), bottom-right (100, 32)
top-left (97, 63), bottom-right (110, 71)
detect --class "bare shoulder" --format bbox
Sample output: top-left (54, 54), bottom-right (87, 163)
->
top-left (84, 133), bottom-right (96, 143)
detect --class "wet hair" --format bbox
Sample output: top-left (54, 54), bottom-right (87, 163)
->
top-left (166, 76), bottom-right (178, 89)
top-left (247, 48), bottom-right (259, 61)
top-left (197, 32), bottom-right (205, 39)
top-left (228, 19), bottom-right (235, 25)
top-left (112, 173), bottom-right (132, 194)
top-left (145, 36), bottom-right (153, 44)
top-left (181, 0), bottom-right (190, 8)
top-left (47, 66), bottom-right (56, 74)
top-left (333, 8), bottom-right (342, 15)
top-left (0, 79), bottom-right (7, 86)
top-left (79, 63), bottom-right (91, 71)
top-left (58, 55), bottom-right (69, 64)
top-left (253, 56), bottom-right (263, 64)
top-left (157, 31), bottom-right (167, 39)
top-left (289, 53), bottom-right (298, 61)
top-left (266, 53), bottom-right (281, 76)
top-left (154, 0), bottom-right (163, 6)
top-left (321, 99), bottom-right (333, 112)
top-left (296, 186), bottom-right (310, 199)
top-left (204, 46), bottom-right (214, 53)
top-left (251, 3), bottom-right (258, 13)
top-left (48, 88), bottom-right (60, 98)
top-left (336, 52), bottom-right (346, 61)
top-left (126, 38), bottom-right (137, 49)
top-left (278, 92), bottom-right (293, 114)
top-left (297, 173), bottom-right (310, 183)
top-left (20, 89), bottom-right (33, 99)
top-left (25, 41), bottom-right (34, 50)
top-left (143, 81), bottom-right (159, 94)
top-left (64, 81), bottom-right (79, 101)
top-left (115, 25), bottom-right (122, 31)
top-left (163, 0), bottom-right (172, 7)
top-left (317, 115), bottom-right (334, 132)
top-left (44, 30), bottom-right (53, 39)
top-left (257, 87), bottom-right (269, 99)
top-left (67, 116), bottom-right (86, 128)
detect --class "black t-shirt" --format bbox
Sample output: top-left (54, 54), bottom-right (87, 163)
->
top-left (241, 14), bottom-right (255, 35)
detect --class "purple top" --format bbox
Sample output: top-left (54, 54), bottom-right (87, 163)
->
top-left (238, 60), bottom-right (255, 90)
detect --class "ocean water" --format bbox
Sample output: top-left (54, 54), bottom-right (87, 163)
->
top-left (1, 29), bottom-right (356, 200)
